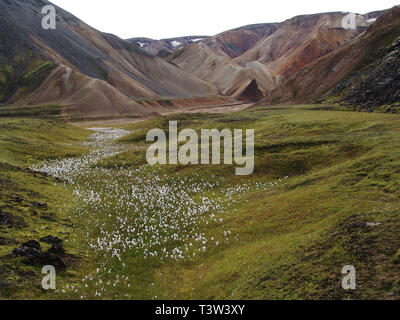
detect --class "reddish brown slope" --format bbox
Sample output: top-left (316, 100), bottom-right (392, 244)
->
top-left (169, 13), bottom-right (375, 102)
top-left (259, 6), bottom-right (400, 106)
top-left (207, 24), bottom-right (277, 58)
top-left (235, 13), bottom-right (370, 77)
top-left (166, 24), bottom-right (278, 99)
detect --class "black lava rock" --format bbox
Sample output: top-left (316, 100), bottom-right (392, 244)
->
top-left (40, 235), bottom-right (63, 244)
top-left (11, 240), bottom-right (42, 258)
top-left (10, 239), bottom-right (67, 271)
top-left (47, 243), bottom-right (65, 256)
top-left (329, 35), bottom-right (400, 110)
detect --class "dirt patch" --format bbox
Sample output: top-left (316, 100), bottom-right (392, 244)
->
top-left (70, 102), bottom-right (252, 127)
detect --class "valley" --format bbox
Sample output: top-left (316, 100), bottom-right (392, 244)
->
top-left (0, 0), bottom-right (400, 301)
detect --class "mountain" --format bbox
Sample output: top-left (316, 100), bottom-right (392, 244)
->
top-left (165, 23), bottom-right (278, 99)
top-left (127, 36), bottom-right (210, 58)
top-left (259, 6), bottom-right (400, 107)
top-left (0, 0), bottom-right (218, 119)
top-left (234, 13), bottom-right (370, 77)
top-left (130, 23), bottom-right (279, 101)
top-left (0, 0), bottom-right (397, 118)
top-left (130, 23), bottom-right (275, 59)
top-left (166, 12), bottom-right (378, 101)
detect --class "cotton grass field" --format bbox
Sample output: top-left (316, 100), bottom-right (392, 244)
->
top-left (31, 127), bottom-right (283, 298)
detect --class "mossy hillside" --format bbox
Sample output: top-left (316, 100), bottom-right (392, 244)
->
top-left (0, 55), bottom-right (55, 103)
top-left (0, 118), bottom-right (91, 166)
top-left (0, 118), bottom-right (90, 299)
top-left (0, 104), bottom-right (63, 119)
top-left (0, 162), bottom-right (82, 299)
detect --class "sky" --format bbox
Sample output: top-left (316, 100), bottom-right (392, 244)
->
top-left (50, 0), bottom-right (400, 39)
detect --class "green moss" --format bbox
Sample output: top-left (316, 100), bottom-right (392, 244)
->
top-left (22, 61), bottom-right (54, 82)
top-left (0, 118), bottom-right (90, 165)
top-left (0, 58), bottom-right (56, 103)
top-left (165, 47), bottom-right (185, 61)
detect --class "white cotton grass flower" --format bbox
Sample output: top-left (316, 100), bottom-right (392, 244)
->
top-left (30, 127), bottom-right (288, 298)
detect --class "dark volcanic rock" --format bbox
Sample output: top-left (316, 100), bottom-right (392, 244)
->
top-left (11, 240), bottom-right (42, 258)
top-left (47, 243), bottom-right (65, 256)
top-left (31, 201), bottom-right (48, 209)
top-left (0, 210), bottom-right (14, 226)
top-left (348, 222), bottom-right (369, 229)
top-left (22, 240), bottom-right (41, 250)
top-left (11, 239), bottom-right (67, 271)
top-left (40, 235), bottom-right (63, 244)
top-left (331, 35), bottom-right (400, 110)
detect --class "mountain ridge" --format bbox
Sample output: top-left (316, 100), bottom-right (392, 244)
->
top-left (259, 6), bottom-right (400, 107)
top-left (0, 1), bottom-right (398, 119)
top-left (0, 0), bottom-right (219, 119)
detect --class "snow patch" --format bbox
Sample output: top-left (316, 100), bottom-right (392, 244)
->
top-left (367, 18), bottom-right (377, 23)
top-left (171, 41), bottom-right (182, 47)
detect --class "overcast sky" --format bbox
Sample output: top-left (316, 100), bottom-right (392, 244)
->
top-left (50, 0), bottom-right (399, 39)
